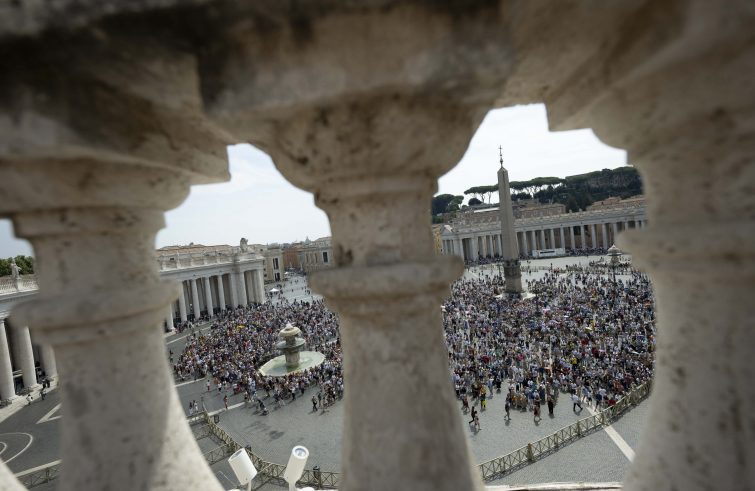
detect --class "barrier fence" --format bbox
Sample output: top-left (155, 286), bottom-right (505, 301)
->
top-left (15, 382), bottom-right (649, 489)
top-left (478, 382), bottom-right (651, 482)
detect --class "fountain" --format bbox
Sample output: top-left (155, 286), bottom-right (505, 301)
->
top-left (259, 323), bottom-right (326, 377)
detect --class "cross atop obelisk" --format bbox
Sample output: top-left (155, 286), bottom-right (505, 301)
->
top-left (496, 146), bottom-right (523, 294)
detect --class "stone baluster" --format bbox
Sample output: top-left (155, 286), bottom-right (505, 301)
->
top-left (544, 3), bottom-right (754, 486)
top-left (0, 32), bottom-right (228, 489)
top-left (213, 13), bottom-right (511, 483)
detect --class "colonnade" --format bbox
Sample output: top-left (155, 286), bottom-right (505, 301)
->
top-left (166, 269), bottom-right (265, 327)
top-left (443, 218), bottom-right (647, 261)
top-left (0, 317), bottom-right (57, 400)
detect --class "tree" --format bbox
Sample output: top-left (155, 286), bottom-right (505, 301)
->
top-left (431, 194), bottom-right (458, 216)
top-left (446, 195), bottom-right (464, 212)
top-left (0, 255), bottom-right (34, 276)
top-left (468, 197), bottom-right (482, 206)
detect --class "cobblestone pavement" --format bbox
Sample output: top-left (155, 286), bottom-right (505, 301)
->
top-left (0, 389), bottom-right (61, 473)
top-left (489, 428), bottom-right (630, 486)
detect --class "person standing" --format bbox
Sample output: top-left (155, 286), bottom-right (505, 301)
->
top-left (223, 394), bottom-right (229, 410)
top-left (571, 391), bottom-right (583, 412)
top-left (547, 396), bottom-right (555, 416)
top-left (311, 395), bottom-right (318, 412)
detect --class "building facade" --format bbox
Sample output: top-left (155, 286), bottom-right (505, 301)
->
top-left (157, 241), bottom-right (266, 325)
top-left (297, 237), bottom-right (333, 273)
top-left (440, 197), bottom-right (647, 261)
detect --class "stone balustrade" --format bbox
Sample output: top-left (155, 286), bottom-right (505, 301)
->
top-left (0, 2), bottom-right (752, 491)
top-left (0, 275), bottom-right (38, 295)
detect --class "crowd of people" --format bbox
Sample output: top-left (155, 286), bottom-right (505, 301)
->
top-left (174, 298), bottom-right (344, 413)
top-left (174, 266), bottom-right (656, 427)
top-left (444, 268), bottom-right (655, 426)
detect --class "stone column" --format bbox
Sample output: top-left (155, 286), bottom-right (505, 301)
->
top-left (581, 225), bottom-right (588, 250)
top-left (602, 223), bottom-right (609, 249)
top-left (612, 222), bottom-right (618, 245)
top-left (249, 271), bottom-right (258, 303)
top-left (230, 21), bottom-right (506, 491)
top-left (177, 284), bottom-right (188, 322)
top-left (0, 319), bottom-right (16, 400)
top-left (522, 230), bottom-right (529, 255)
top-left (216, 275), bottom-right (226, 311)
top-left (236, 270), bottom-right (248, 307)
top-left (0, 35), bottom-right (229, 489)
top-left (570, 226), bottom-right (576, 250)
top-left (165, 307), bottom-right (174, 332)
top-left (40, 345), bottom-right (58, 380)
top-left (590, 224), bottom-right (598, 248)
top-left (15, 326), bottom-right (38, 389)
top-left (470, 235), bottom-right (479, 260)
top-left (453, 238), bottom-right (463, 260)
top-left (546, 8), bottom-right (754, 485)
top-left (559, 227), bottom-right (565, 250)
top-left (254, 269), bottom-right (266, 303)
top-left (190, 278), bottom-right (201, 320)
top-left (229, 272), bottom-right (239, 307)
top-left (202, 277), bottom-right (214, 317)
top-left (548, 228), bottom-right (555, 248)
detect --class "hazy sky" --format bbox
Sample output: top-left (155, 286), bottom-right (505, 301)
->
top-left (0, 104), bottom-right (626, 258)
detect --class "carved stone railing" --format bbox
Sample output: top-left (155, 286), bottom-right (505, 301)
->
top-left (0, 275), bottom-right (38, 295)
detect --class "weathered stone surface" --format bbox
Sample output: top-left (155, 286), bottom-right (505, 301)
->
top-left (0, 1), bottom-right (752, 490)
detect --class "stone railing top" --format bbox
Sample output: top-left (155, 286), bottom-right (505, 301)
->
top-left (446, 205), bottom-right (646, 234)
top-left (0, 275), bottom-right (38, 295)
top-left (157, 248), bottom-right (262, 271)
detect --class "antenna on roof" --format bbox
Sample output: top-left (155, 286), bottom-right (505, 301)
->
top-left (498, 145), bottom-right (504, 168)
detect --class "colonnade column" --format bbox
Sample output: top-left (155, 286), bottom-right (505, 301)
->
top-left (559, 227), bottom-right (565, 250)
top-left (602, 223), bottom-right (609, 249)
top-left (236, 271), bottom-right (248, 307)
top-left (569, 226), bottom-right (576, 250)
top-left (216, 275), bottom-right (226, 311)
top-left (611, 222), bottom-right (618, 245)
top-left (202, 277), bottom-right (214, 317)
top-left (40, 345), bottom-right (57, 380)
top-left (165, 308), bottom-right (174, 332)
top-left (590, 224), bottom-right (598, 248)
top-left (15, 326), bottom-right (38, 389)
top-left (579, 224), bottom-right (587, 250)
top-left (549, 229), bottom-right (555, 248)
top-left (254, 270), bottom-right (265, 303)
top-left (522, 230), bottom-right (530, 256)
top-left (190, 279), bottom-right (201, 320)
top-left (0, 319), bottom-right (16, 400)
top-left (178, 284), bottom-right (188, 322)
top-left (453, 238), bottom-right (462, 259)
top-left (229, 272), bottom-right (239, 307)
top-left (244, 271), bottom-right (255, 304)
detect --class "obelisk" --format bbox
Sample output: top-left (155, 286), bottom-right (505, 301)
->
top-left (497, 147), bottom-right (523, 294)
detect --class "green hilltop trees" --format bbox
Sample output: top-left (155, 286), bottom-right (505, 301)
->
top-left (432, 166), bottom-right (643, 220)
top-left (0, 255), bottom-right (34, 276)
